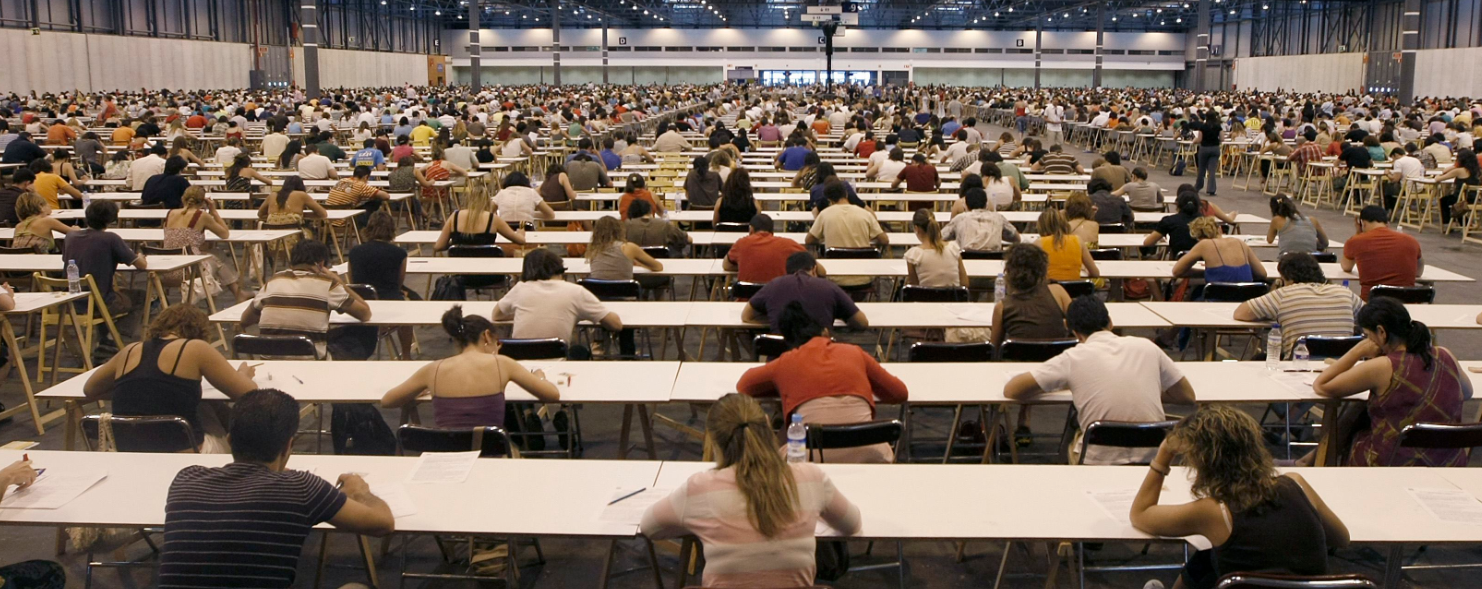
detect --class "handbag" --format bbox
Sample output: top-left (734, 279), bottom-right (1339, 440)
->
top-left (814, 539), bottom-right (851, 582)
top-left (430, 275), bottom-right (466, 301)
top-left (1169, 157), bottom-right (1186, 176)
top-left (1122, 278), bottom-right (1155, 301)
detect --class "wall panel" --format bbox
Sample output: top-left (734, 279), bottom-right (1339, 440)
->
top-left (1413, 47), bottom-right (1482, 98)
top-left (293, 48), bottom-right (431, 88)
top-left (1232, 53), bottom-right (1364, 93)
top-left (0, 29), bottom-right (249, 93)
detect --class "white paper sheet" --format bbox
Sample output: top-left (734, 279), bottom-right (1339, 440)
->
top-left (0, 471), bottom-right (108, 510)
top-left (1408, 487), bottom-right (1482, 526)
top-left (1087, 489), bottom-right (1136, 524)
top-left (945, 303), bottom-right (996, 325)
top-left (369, 482), bottom-right (418, 518)
top-left (406, 451), bottom-right (481, 484)
top-left (598, 487), bottom-right (672, 525)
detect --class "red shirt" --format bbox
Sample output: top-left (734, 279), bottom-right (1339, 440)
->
top-left (855, 140), bottom-right (878, 159)
top-left (898, 163), bottom-right (940, 192)
top-left (1342, 226), bottom-right (1421, 299)
top-left (726, 232), bottom-right (804, 284)
top-left (185, 115), bottom-right (208, 129)
top-left (736, 336), bottom-right (909, 419)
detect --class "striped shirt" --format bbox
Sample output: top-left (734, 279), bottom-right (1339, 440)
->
top-left (1038, 152), bottom-right (1080, 175)
top-left (325, 179), bottom-right (379, 228)
top-left (1242, 283), bottom-right (1365, 358)
top-left (159, 463), bottom-right (346, 589)
top-left (252, 270), bottom-right (353, 358)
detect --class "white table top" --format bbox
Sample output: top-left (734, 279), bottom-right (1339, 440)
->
top-left (0, 254), bottom-right (209, 273)
top-left (0, 228), bottom-right (297, 244)
top-left (1145, 302), bottom-right (1482, 330)
top-left (4, 291), bottom-right (90, 314)
top-left (340, 257), bottom-right (723, 277)
top-left (51, 209), bottom-right (364, 221)
top-left (210, 300), bottom-right (687, 328)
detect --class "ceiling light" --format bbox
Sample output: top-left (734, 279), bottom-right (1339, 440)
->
top-left (643, 9), bottom-right (648, 14)
top-left (1007, 7), bottom-right (1012, 12)
top-left (504, 10), bottom-right (508, 13)
top-left (993, 11), bottom-right (998, 16)
top-left (1176, 17), bottom-right (1181, 21)
top-left (1064, 12), bottom-right (1069, 17)
top-left (408, 6), bottom-right (413, 10)
top-left (1111, 15), bottom-right (1116, 20)
top-left (457, 14), bottom-right (462, 18)
top-left (434, 10), bottom-right (440, 15)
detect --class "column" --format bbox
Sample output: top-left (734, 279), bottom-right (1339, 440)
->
top-left (301, 0), bottom-right (320, 98)
top-left (602, 15), bottom-right (609, 84)
top-left (549, 0), bottom-right (562, 86)
top-left (1034, 27), bottom-right (1042, 90)
top-left (1398, 0), bottom-right (1421, 103)
top-left (1093, 3), bottom-right (1105, 88)
top-left (468, 2), bottom-right (480, 91)
top-left (1194, 0), bottom-right (1211, 92)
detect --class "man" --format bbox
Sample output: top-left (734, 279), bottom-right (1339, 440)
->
top-left (261, 124), bottom-right (290, 162)
top-left (295, 143), bottom-right (338, 180)
top-left (1342, 205), bottom-right (1423, 300)
top-left (63, 201), bottom-right (147, 318)
top-left (807, 181), bottom-right (888, 290)
top-left (214, 137), bottom-right (243, 165)
top-left (1004, 296), bottom-right (1196, 465)
top-left (140, 156), bottom-right (192, 209)
top-left (315, 132), bottom-right (346, 162)
top-left (0, 120), bottom-right (17, 153)
top-left (937, 130), bottom-right (971, 166)
top-left (743, 251), bottom-right (868, 333)
top-left (893, 153), bottom-right (940, 193)
top-left (0, 169), bottom-right (36, 225)
top-left (494, 249), bottom-right (623, 357)
top-left (566, 152), bottom-right (610, 191)
top-left (1423, 133), bottom-right (1453, 166)
top-left (410, 120), bottom-right (437, 146)
top-left (1287, 135), bottom-right (1324, 176)
top-left (350, 138), bottom-right (386, 170)
top-left (240, 240), bottom-right (372, 359)
top-left (624, 199), bottom-right (690, 256)
top-left (158, 389), bottom-right (394, 588)
top-left (1235, 252), bottom-right (1364, 359)
top-left (1385, 144), bottom-right (1425, 209)
top-left (1045, 100), bottom-right (1066, 146)
top-left (1033, 144), bottom-right (1083, 175)
top-left (652, 122), bottom-right (690, 153)
top-left (724, 214), bottom-right (807, 284)
top-left (775, 138), bottom-right (813, 171)
top-left (942, 188), bottom-right (1020, 252)
top-left (45, 119), bottom-right (76, 146)
top-left (327, 166), bottom-right (391, 228)
top-left (564, 138), bottom-right (599, 165)
top-left (867, 148), bottom-right (908, 182)
top-left (0, 132), bottom-right (45, 166)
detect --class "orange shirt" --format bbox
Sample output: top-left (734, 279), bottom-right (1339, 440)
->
top-left (811, 119), bottom-right (831, 135)
top-left (617, 189), bottom-right (657, 220)
top-left (111, 126), bottom-right (135, 147)
top-left (46, 124), bottom-right (76, 146)
top-left (736, 336), bottom-right (909, 419)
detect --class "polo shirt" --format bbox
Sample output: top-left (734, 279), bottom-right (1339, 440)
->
top-left (494, 278), bottom-right (611, 341)
top-left (1029, 331), bottom-right (1184, 465)
top-left (874, 160), bottom-right (907, 182)
top-left (736, 336), bottom-right (909, 419)
top-left (599, 149), bottom-right (622, 171)
top-left (252, 270), bottom-right (354, 357)
top-left (808, 202), bottom-right (883, 250)
top-left (747, 272), bottom-right (860, 334)
top-left (159, 463), bottom-right (346, 589)
top-left (62, 229), bottom-right (137, 303)
top-left (1039, 152), bottom-right (1080, 175)
top-left (1243, 283), bottom-right (1364, 358)
top-left (410, 125), bottom-right (437, 145)
top-left (898, 163), bottom-right (938, 192)
top-left (1342, 227), bottom-right (1421, 299)
top-left (727, 232), bottom-right (806, 284)
top-left (777, 146), bottom-right (813, 171)
top-left (351, 147), bottom-right (385, 169)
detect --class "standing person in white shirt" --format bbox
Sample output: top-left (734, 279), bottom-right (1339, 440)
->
top-left (1045, 101), bottom-right (1065, 146)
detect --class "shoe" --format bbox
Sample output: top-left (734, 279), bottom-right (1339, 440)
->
top-left (1205, 192), bottom-right (1216, 197)
top-left (1014, 425), bottom-right (1033, 448)
top-left (1144, 581), bottom-right (1166, 589)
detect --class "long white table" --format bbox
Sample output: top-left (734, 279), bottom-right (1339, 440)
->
top-left (0, 228), bottom-right (297, 245)
top-left (1144, 302), bottom-right (1482, 330)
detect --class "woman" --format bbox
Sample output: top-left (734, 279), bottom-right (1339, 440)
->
top-left (617, 174), bottom-right (662, 221)
top-left (990, 243), bottom-right (1072, 348)
top-left (224, 152), bottom-right (271, 193)
top-left (904, 208), bottom-right (967, 288)
top-left (962, 164), bottom-right (1017, 214)
top-left (1173, 216), bottom-right (1267, 284)
top-left (586, 216), bottom-right (664, 280)
top-left (352, 121), bottom-right (374, 144)
top-left (258, 176), bottom-right (329, 258)
top-left (474, 139), bottom-right (496, 164)
top-left (710, 149), bottom-right (736, 185)
top-left (164, 187), bottom-right (243, 300)
top-left (276, 139), bottom-right (303, 170)
top-left (1143, 191), bottom-right (1204, 256)
top-left (1257, 131), bottom-right (1293, 186)
top-left (1063, 193), bottom-right (1099, 248)
top-left (82, 304), bottom-right (257, 453)
top-left (683, 155), bottom-right (721, 211)
top-left (1034, 207), bottom-right (1099, 282)
top-left (382, 305), bottom-right (561, 428)
top-left (11, 192), bottom-right (75, 253)
top-left (640, 393), bottom-right (862, 588)
top-left (736, 301), bottom-right (909, 463)
top-left (388, 155), bottom-right (419, 194)
top-left (1266, 194), bottom-right (1327, 256)
top-left (1437, 147), bottom-right (1482, 227)
top-left (168, 136), bottom-right (205, 167)
top-left (620, 133), bottom-right (652, 165)
top-left (717, 169), bottom-right (764, 226)
top-left (538, 163), bottom-right (579, 210)
top-left (1363, 135), bottom-right (1388, 163)
top-left (434, 186), bottom-right (527, 250)
top-left (419, 143), bottom-right (466, 205)
top-left (791, 152), bottom-right (823, 191)
top-left (50, 149), bottom-right (86, 186)
top-left (1192, 109), bottom-right (1223, 196)
top-left (102, 150), bottom-right (131, 180)
top-left (1314, 297), bottom-right (1471, 467)
top-left (492, 171), bottom-right (555, 226)
top-left (74, 131), bottom-right (107, 177)
top-left (1130, 405), bottom-right (1349, 589)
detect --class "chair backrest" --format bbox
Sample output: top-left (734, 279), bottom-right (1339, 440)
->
top-left (805, 420), bottom-right (904, 463)
top-left (641, 246), bottom-right (671, 259)
top-left (1098, 223), bottom-right (1127, 235)
top-left (81, 414), bottom-right (197, 453)
top-left (497, 338), bottom-right (569, 360)
top-left (1054, 280), bottom-right (1096, 299)
top-left (753, 334), bottom-right (789, 361)
top-left (1216, 573), bottom-right (1378, 589)
top-left (579, 278), bottom-right (642, 301)
top-left (730, 281), bottom-right (765, 301)
top-left (715, 222), bottom-right (750, 233)
top-left (140, 245), bottom-right (186, 257)
top-left (998, 339), bottom-right (1078, 362)
top-left (1308, 252), bottom-right (1338, 263)
top-left (0, 246), bottom-right (35, 255)
top-left (961, 249), bottom-right (1004, 260)
top-left (232, 334), bottom-right (319, 359)
top-left (908, 342), bottom-right (994, 362)
top-left (1077, 420), bottom-right (1179, 465)
top-left (1089, 248), bottom-right (1123, 261)
top-left (1301, 335), bottom-right (1364, 359)
top-left (1398, 422), bottom-right (1482, 450)
top-left (1203, 282), bottom-right (1271, 303)
top-left (397, 424), bottom-right (514, 458)
top-left (345, 283), bottom-right (379, 300)
top-left (446, 244), bottom-right (506, 259)
top-left (1369, 285), bottom-right (1435, 304)
top-left (824, 247), bottom-right (881, 259)
top-left (123, 201), bottom-right (164, 210)
top-left (901, 285), bottom-right (969, 302)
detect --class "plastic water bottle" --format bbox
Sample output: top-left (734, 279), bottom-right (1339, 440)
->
top-left (1265, 323), bottom-right (1283, 371)
top-left (66, 259), bottom-right (81, 294)
top-left (1293, 337), bottom-right (1311, 371)
top-left (785, 414), bottom-right (807, 463)
top-left (80, 192), bottom-right (91, 210)
top-left (994, 271), bottom-right (1007, 302)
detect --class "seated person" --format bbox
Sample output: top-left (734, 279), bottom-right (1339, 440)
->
top-left (240, 240), bottom-right (372, 359)
top-left (493, 249), bottom-right (623, 358)
top-left (942, 188), bottom-right (1019, 252)
top-left (1173, 216), bottom-right (1268, 284)
top-left (62, 200), bottom-right (147, 319)
top-left (1341, 205), bottom-right (1423, 300)
top-left (744, 252), bottom-right (868, 334)
top-left (724, 214), bottom-right (806, 285)
top-left (1234, 252), bottom-right (1363, 359)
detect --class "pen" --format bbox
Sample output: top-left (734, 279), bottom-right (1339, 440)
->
top-left (293, 375), bottom-right (305, 384)
top-left (1282, 369), bottom-right (1319, 373)
top-left (608, 488), bottom-right (647, 505)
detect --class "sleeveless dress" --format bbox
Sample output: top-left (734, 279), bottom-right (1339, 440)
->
top-left (12, 217), bottom-right (54, 253)
top-left (1181, 477), bottom-right (1331, 589)
top-left (1349, 348), bottom-right (1467, 466)
top-left (111, 338), bottom-right (207, 443)
top-left (163, 209), bottom-right (237, 288)
top-left (1001, 284), bottom-right (1072, 340)
top-left (1203, 239), bottom-right (1254, 283)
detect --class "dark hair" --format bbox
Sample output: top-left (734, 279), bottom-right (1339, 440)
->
top-left (749, 213), bottom-right (774, 233)
top-left (229, 389), bottom-right (301, 463)
top-left (276, 176), bottom-right (305, 208)
top-left (1176, 191), bottom-right (1202, 216)
top-left (785, 251), bottom-right (817, 275)
top-left (27, 159), bottom-right (51, 174)
top-left (1004, 243), bottom-right (1049, 293)
top-left (289, 239), bottom-right (332, 267)
top-left (778, 301), bottom-right (825, 350)
top-left (625, 173), bottom-right (646, 192)
top-left (9, 169), bottom-right (35, 185)
top-left (1358, 296), bottom-right (1434, 370)
top-left (1086, 177), bottom-right (1113, 194)
top-left (1132, 167), bottom-right (1149, 180)
top-left (1359, 205), bottom-right (1389, 223)
top-left (964, 187), bottom-right (989, 211)
top-left (503, 171), bottom-right (530, 189)
top-left (1276, 252), bottom-right (1326, 284)
top-left (162, 155), bottom-right (187, 175)
top-left (84, 200), bottom-right (118, 230)
top-left (823, 179), bottom-right (848, 203)
top-left (1066, 295), bottom-right (1111, 336)
top-left (1458, 148), bottom-right (1482, 180)
top-left (1269, 194), bottom-right (1302, 219)
top-left (627, 198), bottom-right (652, 219)
top-left (958, 173), bottom-right (984, 196)
top-left (521, 248), bottom-right (567, 281)
top-left (441, 304), bottom-right (495, 349)
top-left (363, 209), bottom-right (397, 242)
top-left (815, 161), bottom-right (837, 182)
top-left (353, 165), bottom-right (372, 179)
top-left (1104, 151), bottom-right (1122, 165)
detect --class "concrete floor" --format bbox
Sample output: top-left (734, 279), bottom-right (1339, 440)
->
top-left (0, 120), bottom-right (1480, 588)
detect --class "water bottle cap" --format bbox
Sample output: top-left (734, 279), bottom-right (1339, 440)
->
top-left (791, 414), bottom-right (803, 423)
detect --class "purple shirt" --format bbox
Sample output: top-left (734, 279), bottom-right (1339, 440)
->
top-left (747, 272), bottom-right (860, 333)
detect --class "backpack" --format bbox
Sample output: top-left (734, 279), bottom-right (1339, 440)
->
top-left (331, 404), bottom-right (397, 456)
top-left (431, 275), bottom-right (465, 301)
top-left (1169, 157), bottom-right (1186, 176)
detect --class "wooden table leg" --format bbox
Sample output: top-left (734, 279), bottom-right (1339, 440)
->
top-left (618, 404), bottom-right (634, 460)
top-left (637, 405), bottom-right (658, 460)
top-left (0, 318), bottom-right (45, 435)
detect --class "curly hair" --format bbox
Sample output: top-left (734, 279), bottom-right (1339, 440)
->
top-left (1172, 405), bottom-right (1280, 513)
top-left (1004, 242), bottom-right (1049, 294)
top-left (146, 304), bottom-right (211, 341)
top-left (1188, 215), bottom-right (1223, 240)
top-left (1064, 193), bottom-right (1096, 221)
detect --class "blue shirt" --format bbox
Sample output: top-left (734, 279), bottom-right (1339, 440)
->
top-left (599, 149), bottom-right (622, 171)
top-left (777, 146), bottom-right (813, 171)
top-left (351, 148), bottom-right (385, 169)
top-left (941, 121), bottom-right (961, 138)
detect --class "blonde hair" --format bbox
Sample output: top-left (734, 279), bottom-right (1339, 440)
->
top-left (911, 208), bottom-right (945, 253)
top-left (706, 394), bottom-right (798, 538)
top-left (14, 192), bottom-right (47, 221)
top-left (586, 216), bottom-right (626, 261)
top-left (1036, 207), bottom-right (1071, 249)
top-left (1189, 215), bottom-right (1223, 240)
top-left (1172, 405), bottom-right (1280, 513)
top-left (181, 186), bottom-right (208, 209)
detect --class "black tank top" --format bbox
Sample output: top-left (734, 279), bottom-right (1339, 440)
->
top-left (449, 210), bottom-right (500, 246)
top-left (111, 338), bottom-right (206, 440)
top-left (1210, 477), bottom-right (1330, 584)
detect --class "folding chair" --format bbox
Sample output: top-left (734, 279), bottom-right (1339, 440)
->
top-left (495, 338), bottom-right (585, 458)
top-left (824, 246), bottom-right (882, 301)
top-left (446, 245), bottom-right (509, 300)
top-left (1217, 573), bottom-right (1378, 589)
top-left (805, 420), bottom-right (908, 589)
top-left (33, 274), bottom-right (121, 381)
top-left (1201, 282), bottom-right (1271, 360)
top-left (1368, 285), bottom-right (1435, 304)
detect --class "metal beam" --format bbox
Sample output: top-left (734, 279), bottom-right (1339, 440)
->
top-left (1034, 26), bottom-right (1042, 89)
top-left (1399, 0), bottom-right (1420, 102)
top-left (302, 0), bottom-right (320, 98)
top-left (549, 0), bottom-right (561, 86)
top-left (601, 13), bottom-right (608, 84)
top-left (469, 0), bottom-right (480, 91)
top-left (1094, 2), bottom-right (1104, 88)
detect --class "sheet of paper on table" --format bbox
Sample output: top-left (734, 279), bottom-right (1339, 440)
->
top-left (368, 481), bottom-right (418, 518)
top-left (1266, 370), bottom-right (1318, 394)
top-left (598, 487), bottom-right (673, 525)
top-left (0, 471), bottom-right (108, 510)
top-left (945, 303), bottom-right (996, 325)
top-left (406, 451), bottom-right (481, 484)
top-left (1408, 487), bottom-right (1482, 526)
top-left (1087, 489), bottom-right (1136, 524)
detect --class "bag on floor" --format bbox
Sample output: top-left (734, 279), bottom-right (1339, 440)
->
top-left (430, 275), bottom-right (465, 301)
top-left (1122, 278), bottom-right (1155, 301)
top-left (1169, 157), bottom-right (1186, 176)
top-left (814, 540), bottom-right (851, 582)
top-left (331, 404), bottom-right (397, 456)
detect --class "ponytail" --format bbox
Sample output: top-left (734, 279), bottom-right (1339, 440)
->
top-left (440, 304), bottom-right (495, 349)
top-left (911, 208), bottom-right (944, 253)
top-left (706, 394), bottom-right (798, 538)
top-left (1358, 297), bottom-right (1434, 371)
top-left (1406, 319), bottom-right (1435, 371)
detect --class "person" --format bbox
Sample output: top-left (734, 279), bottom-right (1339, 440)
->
top-left (434, 186), bottom-right (527, 250)
top-left (807, 180), bottom-right (888, 290)
top-left (1091, 150), bottom-right (1133, 190)
top-left (974, 163), bottom-right (1021, 213)
top-left (1129, 406), bottom-right (1349, 589)
top-left (1341, 205), bottom-right (1423, 299)
top-left (943, 188), bottom-right (1020, 252)
top-left (640, 393), bottom-right (861, 588)
top-left (348, 210), bottom-right (413, 358)
top-left (652, 123), bottom-right (690, 153)
top-left (26, 159), bottom-right (82, 210)
top-left (64, 201), bottom-right (147, 318)
top-left (1035, 207), bottom-right (1099, 282)
top-left (276, 139), bottom-right (303, 170)
top-left (1144, 191), bottom-right (1203, 256)
top-left (1086, 177), bottom-right (1132, 229)
top-left (239, 240), bottom-right (372, 359)
top-left (1235, 252), bottom-right (1363, 358)
top-left (294, 143), bottom-right (338, 180)
top-left (0, 168), bottom-right (35, 226)
top-left (493, 249), bottom-right (623, 356)
top-left (1437, 147), bottom-right (1482, 227)
top-left (1064, 192), bottom-right (1101, 247)
top-left (866, 148), bottom-right (907, 182)
top-left (381, 305), bottom-right (560, 427)
top-left (1115, 167), bottom-right (1165, 212)
top-left (11, 191), bottom-right (74, 253)
top-left (163, 187), bottom-right (243, 300)
top-left (625, 199), bottom-right (690, 257)
top-left (724, 214), bottom-right (806, 285)
top-left (417, 144), bottom-right (465, 206)
top-left (807, 164), bottom-right (867, 212)
top-left (127, 143), bottom-right (168, 191)
top-left (714, 168), bottom-right (760, 225)
top-left (74, 131), bottom-right (107, 176)
top-left (586, 215), bottom-right (664, 282)
top-left (539, 163), bottom-right (579, 209)
top-left (166, 137), bottom-right (205, 167)
top-left (1005, 296), bottom-right (1195, 464)
top-left (892, 153), bottom-right (940, 192)
top-left (566, 152), bottom-right (609, 191)
top-left (775, 137), bottom-right (813, 171)
top-left (262, 125), bottom-right (290, 162)
top-left (351, 138), bottom-right (386, 170)
top-left (324, 165), bottom-right (390, 229)
top-left (225, 152), bottom-right (272, 193)
top-left (683, 156), bottom-right (722, 211)
top-left (904, 208), bottom-right (967, 288)
top-left (617, 173), bottom-right (662, 220)
top-left (991, 242), bottom-right (1073, 346)
top-left (744, 251), bottom-right (868, 333)
top-left (1313, 297), bottom-right (1471, 466)
top-left (1, 132), bottom-right (45, 165)
top-left (492, 171), bottom-right (555, 225)
top-left (157, 388), bottom-right (394, 588)
top-left (738, 300), bottom-right (909, 463)
top-left (1032, 144), bottom-right (1083, 175)
top-left (258, 176), bottom-right (328, 258)
top-left (83, 304), bottom-right (256, 452)
top-left (1192, 109), bottom-right (1224, 196)
top-left (1261, 194), bottom-right (1326, 256)
top-left (1173, 216), bottom-right (1268, 284)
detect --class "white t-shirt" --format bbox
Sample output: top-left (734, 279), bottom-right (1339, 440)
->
top-left (494, 186), bottom-right (544, 223)
top-left (261, 133), bottom-right (290, 161)
top-left (904, 241), bottom-right (964, 287)
top-left (296, 154), bottom-right (335, 180)
top-left (1392, 155), bottom-right (1425, 179)
top-left (494, 279), bottom-right (611, 341)
top-left (876, 159), bottom-right (907, 182)
top-left (986, 177), bottom-right (1017, 210)
top-left (214, 146), bottom-right (242, 165)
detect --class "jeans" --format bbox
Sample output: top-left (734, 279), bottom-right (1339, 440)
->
top-left (1016, 115), bottom-right (1030, 135)
top-left (1193, 145), bottom-right (1220, 194)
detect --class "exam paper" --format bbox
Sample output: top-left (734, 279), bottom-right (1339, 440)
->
top-left (598, 487), bottom-right (672, 525)
top-left (406, 451), bottom-right (480, 484)
top-left (0, 471), bottom-right (108, 510)
top-left (1266, 370), bottom-right (1317, 395)
top-left (369, 482), bottom-right (418, 518)
top-left (1087, 489), bottom-right (1136, 524)
top-left (1407, 487), bottom-right (1482, 526)
top-left (945, 304), bottom-right (996, 325)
